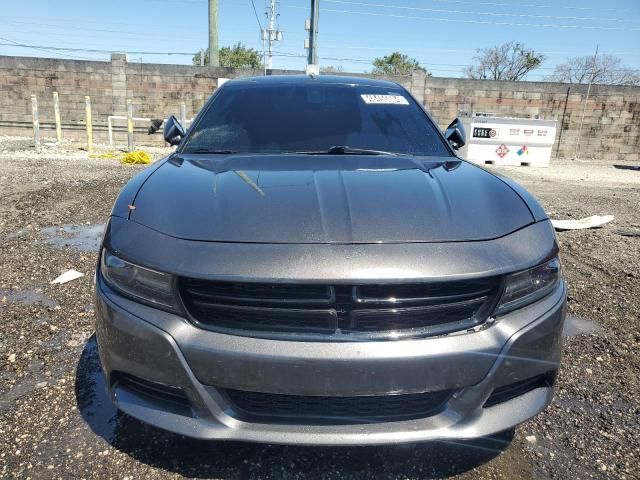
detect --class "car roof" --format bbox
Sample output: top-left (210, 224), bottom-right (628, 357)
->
top-left (225, 74), bottom-right (403, 89)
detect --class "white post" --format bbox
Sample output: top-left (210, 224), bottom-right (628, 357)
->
top-left (180, 103), bottom-right (187, 128)
top-left (126, 99), bottom-right (134, 152)
top-left (108, 116), bottom-right (114, 148)
top-left (31, 95), bottom-right (40, 151)
top-left (53, 92), bottom-right (62, 144)
top-left (85, 96), bottom-right (93, 152)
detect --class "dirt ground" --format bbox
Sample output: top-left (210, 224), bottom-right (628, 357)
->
top-left (1, 136), bottom-right (639, 479)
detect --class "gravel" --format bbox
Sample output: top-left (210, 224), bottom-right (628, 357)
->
top-left (1, 136), bottom-right (639, 479)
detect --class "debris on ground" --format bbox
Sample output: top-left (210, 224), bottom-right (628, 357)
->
top-left (51, 269), bottom-right (85, 285)
top-left (551, 214), bottom-right (614, 231)
top-left (613, 164), bottom-right (640, 171)
top-left (615, 228), bottom-right (640, 238)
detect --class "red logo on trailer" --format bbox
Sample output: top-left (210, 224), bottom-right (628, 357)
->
top-left (496, 144), bottom-right (509, 158)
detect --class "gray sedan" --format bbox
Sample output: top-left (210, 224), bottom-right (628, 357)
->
top-left (95, 75), bottom-right (566, 445)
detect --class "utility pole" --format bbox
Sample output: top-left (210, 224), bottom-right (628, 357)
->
top-left (574, 44), bottom-right (598, 160)
top-left (305, 0), bottom-right (320, 74)
top-left (208, 0), bottom-right (219, 67)
top-left (262, 0), bottom-right (283, 70)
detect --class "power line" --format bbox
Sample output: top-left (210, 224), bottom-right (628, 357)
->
top-left (274, 37), bottom-right (640, 58)
top-left (287, 5), bottom-right (640, 31)
top-left (248, 0), bottom-right (268, 71)
top-left (390, 0), bottom-right (633, 14)
top-left (249, 0), bottom-right (263, 29)
top-left (0, 37), bottom-right (98, 60)
top-left (3, 18), bottom-right (256, 44)
top-left (5, 19), bottom-right (640, 56)
top-left (2, 20), bottom-right (204, 38)
top-left (2, 38), bottom-right (636, 76)
top-left (321, 0), bottom-right (630, 23)
top-left (272, 49), bottom-right (638, 74)
top-left (300, 43), bottom-right (640, 58)
top-left (6, 16), bottom-right (640, 55)
top-left (6, 14), bottom-right (198, 29)
top-left (1, 28), bottom-right (259, 54)
top-left (0, 29), bottom-right (201, 49)
top-left (0, 39), bottom-right (194, 56)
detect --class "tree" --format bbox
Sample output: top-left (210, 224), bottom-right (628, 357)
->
top-left (193, 43), bottom-right (263, 68)
top-left (320, 65), bottom-right (344, 74)
top-left (546, 54), bottom-right (640, 86)
top-left (464, 41), bottom-right (545, 81)
top-left (371, 52), bottom-right (428, 76)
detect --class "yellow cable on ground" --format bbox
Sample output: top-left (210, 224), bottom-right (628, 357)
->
top-left (89, 150), bottom-right (152, 165)
top-left (89, 151), bottom-right (120, 159)
top-left (121, 151), bottom-right (152, 165)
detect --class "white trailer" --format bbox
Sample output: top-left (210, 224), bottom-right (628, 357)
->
top-left (458, 116), bottom-right (557, 167)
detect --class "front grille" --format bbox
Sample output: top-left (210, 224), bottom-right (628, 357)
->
top-left (179, 277), bottom-right (501, 340)
top-left (223, 388), bottom-right (453, 424)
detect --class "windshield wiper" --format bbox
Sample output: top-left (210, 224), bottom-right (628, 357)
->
top-left (188, 148), bottom-right (237, 154)
top-left (296, 146), bottom-right (405, 156)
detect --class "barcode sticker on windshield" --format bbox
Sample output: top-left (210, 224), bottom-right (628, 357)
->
top-left (360, 94), bottom-right (410, 105)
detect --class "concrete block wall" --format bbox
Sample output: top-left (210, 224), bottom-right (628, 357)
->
top-left (0, 54), bottom-right (638, 161)
top-left (1, 56), bottom-right (114, 138)
top-left (408, 73), bottom-right (640, 161)
top-left (0, 54), bottom-right (227, 145)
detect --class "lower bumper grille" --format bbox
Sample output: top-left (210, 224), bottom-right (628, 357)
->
top-left (484, 370), bottom-right (557, 408)
top-left (179, 278), bottom-right (501, 340)
top-left (223, 388), bottom-right (454, 425)
top-left (113, 372), bottom-right (192, 416)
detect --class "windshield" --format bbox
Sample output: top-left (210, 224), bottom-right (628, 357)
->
top-left (181, 82), bottom-right (451, 157)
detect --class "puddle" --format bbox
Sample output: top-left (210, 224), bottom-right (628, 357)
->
top-left (43, 331), bottom-right (70, 350)
top-left (0, 288), bottom-right (57, 308)
top-left (0, 378), bottom-right (50, 412)
top-left (75, 336), bottom-right (119, 442)
top-left (41, 223), bottom-right (105, 252)
top-left (0, 360), bottom-right (48, 412)
top-left (1, 331), bottom-right (91, 413)
top-left (3, 230), bottom-right (28, 241)
top-left (562, 314), bottom-right (601, 337)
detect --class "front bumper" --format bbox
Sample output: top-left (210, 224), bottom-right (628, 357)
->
top-left (95, 276), bottom-right (566, 445)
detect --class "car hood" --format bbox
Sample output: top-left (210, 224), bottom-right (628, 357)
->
top-left (128, 154), bottom-right (534, 244)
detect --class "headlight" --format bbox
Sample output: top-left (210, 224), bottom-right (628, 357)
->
top-left (495, 257), bottom-right (561, 315)
top-left (100, 249), bottom-right (178, 311)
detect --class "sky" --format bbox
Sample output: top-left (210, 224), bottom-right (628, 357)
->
top-left (1, 0), bottom-right (639, 80)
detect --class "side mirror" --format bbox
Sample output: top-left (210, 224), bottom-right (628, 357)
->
top-left (147, 118), bottom-right (163, 135)
top-left (444, 118), bottom-right (466, 150)
top-left (163, 115), bottom-right (185, 146)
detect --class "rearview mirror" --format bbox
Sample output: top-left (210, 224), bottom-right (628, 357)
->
top-left (444, 118), bottom-right (466, 150)
top-left (163, 115), bottom-right (185, 146)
